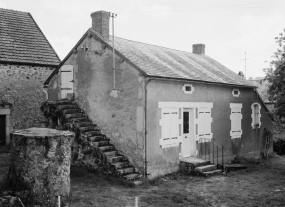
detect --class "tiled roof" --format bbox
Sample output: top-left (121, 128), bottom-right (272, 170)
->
top-left (109, 35), bottom-right (253, 87)
top-left (0, 8), bottom-right (60, 66)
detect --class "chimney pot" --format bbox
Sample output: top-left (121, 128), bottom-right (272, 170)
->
top-left (192, 44), bottom-right (205, 54)
top-left (90, 11), bottom-right (110, 40)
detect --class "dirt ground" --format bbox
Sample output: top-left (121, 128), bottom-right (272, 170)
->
top-left (1, 146), bottom-right (285, 207)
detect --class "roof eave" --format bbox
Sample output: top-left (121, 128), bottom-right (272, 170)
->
top-left (146, 75), bottom-right (256, 88)
top-left (0, 60), bottom-right (59, 68)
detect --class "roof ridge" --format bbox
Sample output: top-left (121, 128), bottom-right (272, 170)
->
top-left (113, 36), bottom-right (195, 55)
top-left (0, 7), bottom-right (29, 14)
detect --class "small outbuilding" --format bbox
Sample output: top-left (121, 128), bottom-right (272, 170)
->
top-left (0, 8), bottom-right (60, 145)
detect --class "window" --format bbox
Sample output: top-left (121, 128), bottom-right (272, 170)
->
top-left (251, 103), bottom-right (261, 129)
top-left (159, 108), bottom-right (182, 148)
top-left (197, 107), bottom-right (213, 142)
top-left (232, 89), bottom-right (240, 97)
top-left (230, 103), bottom-right (242, 139)
top-left (182, 84), bottom-right (194, 94)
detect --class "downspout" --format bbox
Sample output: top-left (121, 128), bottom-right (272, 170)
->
top-left (144, 78), bottom-right (151, 178)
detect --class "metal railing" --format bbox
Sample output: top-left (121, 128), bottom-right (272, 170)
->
top-left (198, 138), bottom-right (224, 166)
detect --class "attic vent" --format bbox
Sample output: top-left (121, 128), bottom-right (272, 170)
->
top-left (182, 84), bottom-right (194, 94)
top-left (232, 89), bottom-right (240, 97)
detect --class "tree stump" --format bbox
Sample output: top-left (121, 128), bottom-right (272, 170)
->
top-left (10, 127), bottom-right (74, 206)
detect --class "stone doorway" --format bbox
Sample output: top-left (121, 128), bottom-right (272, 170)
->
top-left (0, 115), bottom-right (5, 145)
top-left (0, 105), bottom-right (11, 146)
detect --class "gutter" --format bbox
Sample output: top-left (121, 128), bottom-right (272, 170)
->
top-left (146, 75), bottom-right (256, 89)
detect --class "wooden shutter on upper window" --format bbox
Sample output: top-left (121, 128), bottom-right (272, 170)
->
top-left (230, 104), bottom-right (242, 138)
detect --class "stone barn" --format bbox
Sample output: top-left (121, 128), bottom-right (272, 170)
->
top-left (0, 8), bottom-right (60, 146)
top-left (43, 11), bottom-right (273, 179)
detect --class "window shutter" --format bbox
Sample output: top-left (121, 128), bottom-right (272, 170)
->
top-left (230, 104), bottom-right (242, 138)
top-left (170, 110), bottom-right (179, 144)
top-left (159, 108), bottom-right (181, 148)
top-left (198, 107), bottom-right (212, 141)
top-left (161, 108), bottom-right (172, 146)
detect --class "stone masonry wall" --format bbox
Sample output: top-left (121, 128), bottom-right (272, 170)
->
top-left (0, 63), bottom-right (55, 129)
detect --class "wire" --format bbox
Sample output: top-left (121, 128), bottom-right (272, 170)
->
top-left (116, 1), bottom-right (285, 14)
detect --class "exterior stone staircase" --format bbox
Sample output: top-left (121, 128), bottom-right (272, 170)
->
top-left (179, 157), bottom-right (223, 177)
top-left (41, 100), bottom-right (142, 182)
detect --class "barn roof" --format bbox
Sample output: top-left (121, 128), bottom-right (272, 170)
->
top-left (0, 8), bottom-right (60, 66)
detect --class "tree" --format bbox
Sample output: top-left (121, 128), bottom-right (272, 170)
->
top-left (265, 29), bottom-right (285, 123)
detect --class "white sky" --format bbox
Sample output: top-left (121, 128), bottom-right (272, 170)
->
top-left (1, 0), bottom-right (285, 79)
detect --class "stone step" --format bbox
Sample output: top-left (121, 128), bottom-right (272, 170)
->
top-left (65, 113), bottom-right (84, 119)
top-left (194, 165), bottom-right (216, 173)
top-left (56, 100), bottom-right (74, 105)
top-left (111, 161), bottom-right (129, 169)
top-left (74, 121), bottom-right (94, 128)
top-left (61, 108), bottom-right (82, 115)
top-left (78, 125), bottom-right (98, 132)
top-left (99, 145), bottom-right (115, 152)
top-left (106, 155), bottom-right (126, 163)
top-left (201, 169), bottom-right (222, 177)
top-left (102, 150), bottom-right (118, 157)
top-left (57, 104), bottom-right (78, 110)
top-left (117, 167), bottom-right (135, 175)
top-left (68, 117), bottom-right (89, 123)
top-left (123, 173), bottom-right (140, 181)
top-left (88, 135), bottom-right (106, 142)
top-left (83, 130), bottom-right (101, 137)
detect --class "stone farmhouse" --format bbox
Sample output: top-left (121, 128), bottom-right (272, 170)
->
top-left (43, 11), bottom-right (272, 179)
top-left (0, 8), bottom-right (60, 146)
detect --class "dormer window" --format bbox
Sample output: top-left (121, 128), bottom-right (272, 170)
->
top-left (182, 84), bottom-right (194, 94)
top-left (232, 89), bottom-right (240, 97)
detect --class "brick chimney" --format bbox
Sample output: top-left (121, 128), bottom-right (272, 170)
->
top-left (192, 44), bottom-right (205, 54)
top-left (90, 11), bottom-right (110, 40)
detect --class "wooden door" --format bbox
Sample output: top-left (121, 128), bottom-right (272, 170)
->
top-left (182, 108), bottom-right (195, 157)
top-left (60, 65), bottom-right (74, 99)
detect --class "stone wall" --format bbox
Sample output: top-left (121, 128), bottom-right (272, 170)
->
top-left (0, 63), bottom-right (55, 129)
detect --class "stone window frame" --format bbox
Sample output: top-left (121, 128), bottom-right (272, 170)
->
top-left (232, 89), bottom-right (240, 97)
top-left (251, 103), bottom-right (261, 129)
top-left (182, 84), bottom-right (194, 94)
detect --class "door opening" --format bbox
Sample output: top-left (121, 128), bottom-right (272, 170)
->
top-left (0, 115), bottom-right (6, 146)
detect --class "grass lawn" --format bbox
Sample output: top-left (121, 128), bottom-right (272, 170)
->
top-left (1, 145), bottom-right (285, 206)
